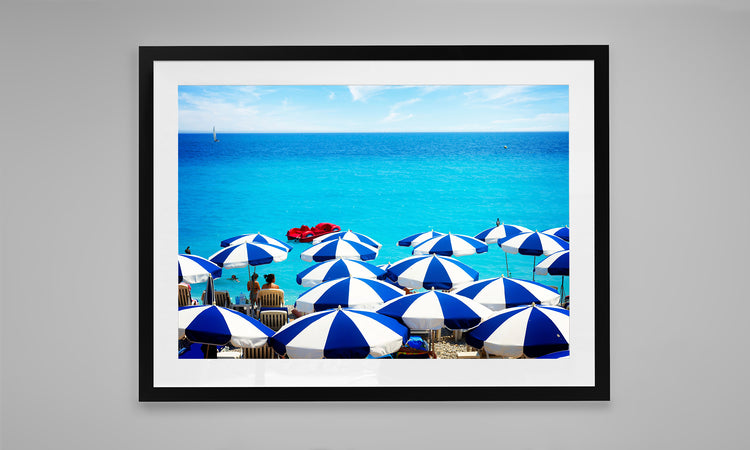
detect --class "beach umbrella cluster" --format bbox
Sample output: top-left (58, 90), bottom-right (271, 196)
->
top-left (177, 222), bottom-right (571, 359)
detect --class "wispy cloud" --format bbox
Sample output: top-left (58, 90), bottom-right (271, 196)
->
top-left (464, 86), bottom-right (531, 104)
top-left (382, 98), bottom-right (420, 123)
top-left (348, 86), bottom-right (390, 102)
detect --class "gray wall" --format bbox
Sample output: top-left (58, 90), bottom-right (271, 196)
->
top-left (2, 1), bottom-right (748, 449)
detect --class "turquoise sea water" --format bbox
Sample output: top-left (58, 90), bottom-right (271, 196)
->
top-left (179, 132), bottom-right (569, 304)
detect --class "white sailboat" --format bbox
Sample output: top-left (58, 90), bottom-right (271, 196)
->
top-left (212, 126), bottom-right (219, 142)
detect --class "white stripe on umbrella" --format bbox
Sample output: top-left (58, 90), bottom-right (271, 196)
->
top-left (377, 290), bottom-right (493, 330)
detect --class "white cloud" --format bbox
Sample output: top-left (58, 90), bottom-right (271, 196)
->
top-left (382, 97), bottom-right (420, 123)
top-left (464, 86), bottom-right (531, 103)
top-left (348, 86), bottom-right (390, 102)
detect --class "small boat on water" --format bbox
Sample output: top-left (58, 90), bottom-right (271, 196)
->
top-left (287, 223), bottom-right (341, 242)
top-left (213, 126), bottom-right (219, 142)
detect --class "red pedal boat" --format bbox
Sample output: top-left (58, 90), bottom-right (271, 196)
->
top-left (288, 223), bottom-right (341, 242)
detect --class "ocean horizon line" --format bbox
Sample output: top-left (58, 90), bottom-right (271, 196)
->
top-left (179, 130), bottom-right (569, 134)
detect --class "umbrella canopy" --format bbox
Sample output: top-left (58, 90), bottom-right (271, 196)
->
top-left (178, 254), bottom-right (222, 284)
top-left (499, 231), bottom-right (569, 256)
top-left (220, 232), bottom-right (293, 251)
top-left (542, 226), bottom-right (570, 242)
top-left (535, 250), bottom-right (569, 276)
top-left (397, 230), bottom-right (445, 247)
top-left (385, 254), bottom-right (479, 290)
top-left (269, 308), bottom-right (409, 358)
top-left (300, 238), bottom-right (378, 263)
top-left (295, 277), bottom-right (404, 313)
top-left (209, 242), bottom-right (289, 269)
top-left (474, 224), bottom-right (531, 244)
top-left (312, 230), bottom-right (382, 249)
top-left (412, 233), bottom-right (489, 257)
top-left (178, 304), bottom-right (274, 348)
top-left (377, 290), bottom-right (492, 330)
top-left (453, 276), bottom-right (561, 311)
top-left (296, 259), bottom-right (386, 287)
top-left (465, 304), bottom-right (569, 358)
top-left (537, 350), bottom-right (570, 359)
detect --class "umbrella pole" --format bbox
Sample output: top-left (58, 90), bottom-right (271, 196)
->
top-left (560, 276), bottom-right (565, 304)
top-left (532, 256), bottom-right (536, 281)
top-left (505, 253), bottom-right (510, 277)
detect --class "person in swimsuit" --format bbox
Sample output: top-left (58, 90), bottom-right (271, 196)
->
top-left (262, 273), bottom-right (280, 290)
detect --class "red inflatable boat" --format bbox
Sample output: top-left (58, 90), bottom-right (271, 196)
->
top-left (287, 223), bottom-right (341, 242)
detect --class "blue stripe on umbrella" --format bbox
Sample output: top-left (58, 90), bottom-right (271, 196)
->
top-left (542, 226), bottom-right (570, 242)
top-left (537, 350), bottom-right (570, 359)
top-left (295, 277), bottom-right (403, 312)
top-left (377, 291), bottom-right (491, 330)
top-left (535, 250), bottom-right (569, 276)
top-left (323, 311), bottom-right (371, 358)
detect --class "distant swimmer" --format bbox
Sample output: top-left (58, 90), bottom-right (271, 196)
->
top-left (504, 145), bottom-right (508, 149)
top-left (230, 275), bottom-right (240, 282)
top-left (184, 246), bottom-right (191, 254)
top-left (496, 218), bottom-right (500, 227)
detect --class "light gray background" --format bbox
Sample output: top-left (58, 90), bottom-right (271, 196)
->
top-left (1, 1), bottom-right (748, 449)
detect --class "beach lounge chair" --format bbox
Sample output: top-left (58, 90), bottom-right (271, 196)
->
top-left (256, 289), bottom-right (285, 317)
top-left (201, 290), bottom-right (232, 307)
top-left (259, 310), bottom-right (288, 332)
top-left (178, 285), bottom-right (192, 307)
top-left (242, 344), bottom-right (278, 359)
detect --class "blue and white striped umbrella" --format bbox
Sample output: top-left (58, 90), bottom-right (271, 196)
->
top-left (377, 290), bottom-right (493, 330)
top-left (535, 250), bottom-right (570, 303)
top-left (474, 224), bottom-right (531, 244)
top-left (412, 233), bottom-right (489, 257)
top-left (537, 350), bottom-right (570, 359)
top-left (295, 277), bottom-right (404, 313)
top-left (209, 242), bottom-right (289, 269)
top-left (300, 238), bottom-right (378, 263)
top-left (535, 250), bottom-right (569, 276)
top-left (465, 304), bottom-right (570, 358)
top-left (386, 254), bottom-right (479, 290)
top-left (474, 224), bottom-right (532, 276)
top-left (500, 232), bottom-right (569, 281)
top-left (296, 259), bottom-right (386, 287)
top-left (220, 232), bottom-right (293, 251)
top-left (398, 230), bottom-right (446, 247)
top-left (500, 232), bottom-right (569, 256)
top-left (178, 304), bottom-right (274, 348)
top-left (542, 226), bottom-right (570, 242)
top-left (312, 230), bottom-right (382, 249)
top-left (269, 308), bottom-right (409, 359)
top-left (453, 276), bottom-right (561, 311)
top-left (178, 254), bottom-right (222, 284)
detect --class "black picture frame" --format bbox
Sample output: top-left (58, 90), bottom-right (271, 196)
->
top-left (139, 45), bottom-right (609, 402)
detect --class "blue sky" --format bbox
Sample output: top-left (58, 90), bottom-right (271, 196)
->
top-left (178, 85), bottom-right (568, 133)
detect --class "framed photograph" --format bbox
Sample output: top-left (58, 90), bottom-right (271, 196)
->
top-left (140, 45), bottom-right (609, 401)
